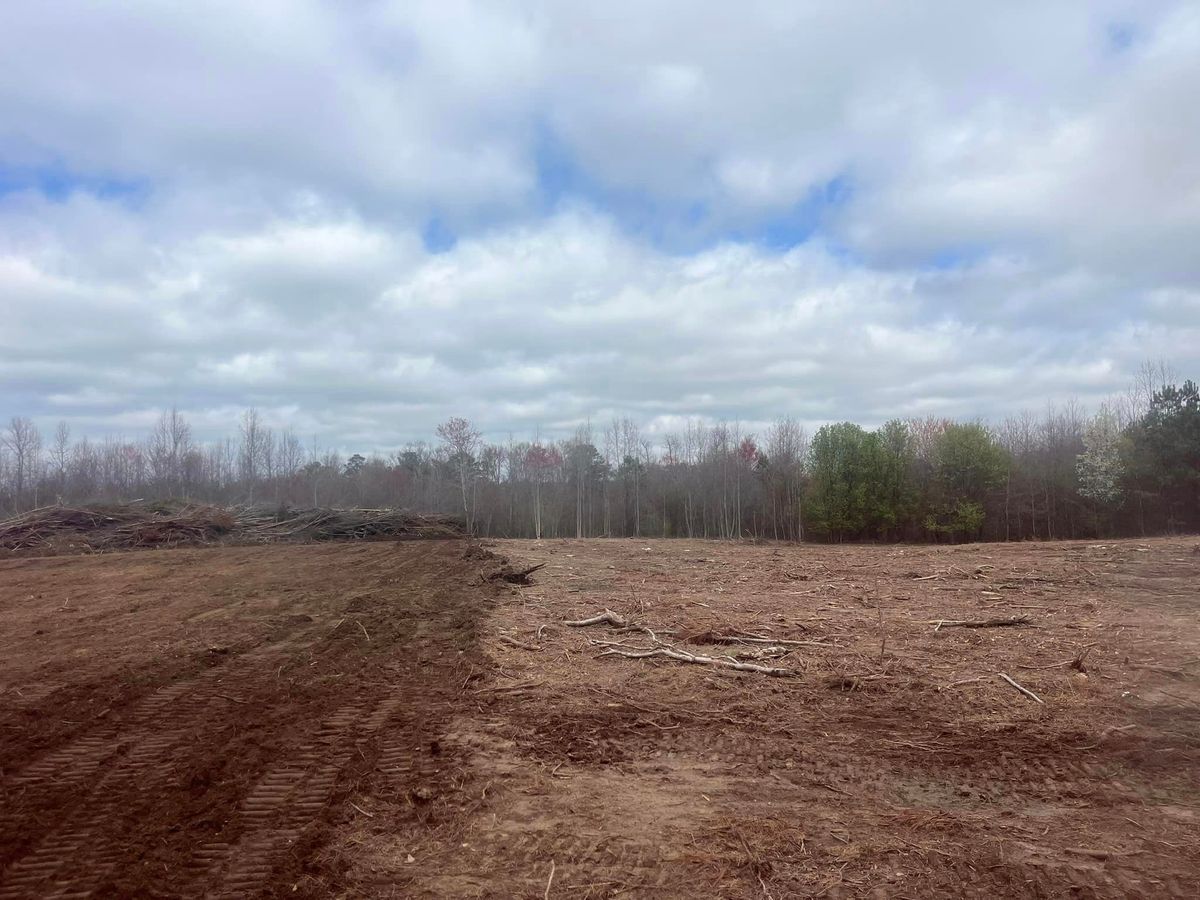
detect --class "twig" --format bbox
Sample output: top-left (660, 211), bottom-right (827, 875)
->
top-left (689, 632), bottom-right (831, 648)
top-left (544, 860), bottom-right (556, 899)
top-left (1016, 645), bottom-right (1095, 671)
top-left (349, 801), bottom-right (375, 818)
top-left (473, 680), bottom-right (545, 694)
top-left (597, 646), bottom-right (795, 677)
top-left (931, 615), bottom-right (1032, 630)
top-left (998, 672), bottom-right (1044, 703)
top-left (564, 609), bottom-right (667, 640)
top-left (356, 619), bottom-right (371, 642)
top-left (940, 675), bottom-right (987, 691)
top-left (499, 635), bottom-right (540, 651)
top-left (565, 610), bottom-right (630, 628)
top-left (214, 693), bottom-right (248, 704)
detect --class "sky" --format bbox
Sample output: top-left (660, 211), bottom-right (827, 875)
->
top-left (2, 1), bottom-right (1198, 450)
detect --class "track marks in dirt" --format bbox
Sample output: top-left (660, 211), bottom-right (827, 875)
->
top-left (196, 698), bottom-right (392, 898)
top-left (0, 664), bottom-right (253, 896)
top-left (0, 541), bottom-right (496, 899)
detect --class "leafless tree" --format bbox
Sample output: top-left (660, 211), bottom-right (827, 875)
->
top-left (149, 407), bottom-right (193, 496)
top-left (436, 417), bottom-right (481, 532)
top-left (3, 417), bottom-right (42, 510)
top-left (238, 408), bottom-right (267, 502)
top-left (51, 422), bottom-right (71, 500)
top-left (278, 429), bottom-right (304, 480)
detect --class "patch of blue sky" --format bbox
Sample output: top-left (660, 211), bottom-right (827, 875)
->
top-left (727, 174), bottom-right (853, 252)
top-left (923, 243), bottom-right (990, 271)
top-left (1105, 22), bottom-right (1137, 54)
top-left (0, 161), bottom-right (146, 204)
top-left (534, 122), bottom-right (853, 256)
top-left (420, 216), bottom-right (457, 253)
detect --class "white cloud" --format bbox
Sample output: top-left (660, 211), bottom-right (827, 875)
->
top-left (0, 1), bottom-right (1197, 448)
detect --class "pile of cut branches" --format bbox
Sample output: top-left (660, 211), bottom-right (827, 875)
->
top-left (0, 504), bottom-right (236, 553)
top-left (0, 503), bottom-right (464, 555)
top-left (237, 507), bottom-right (462, 542)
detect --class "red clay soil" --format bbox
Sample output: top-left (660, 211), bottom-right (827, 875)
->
top-left (2, 537), bottom-right (1199, 898)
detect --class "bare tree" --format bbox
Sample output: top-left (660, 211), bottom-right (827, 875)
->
top-left (148, 407), bottom-right (193, 496)
top-left (278, 429), bottom-right (304, 481)
top-left (3, 417), bottom-right (42, 510)
top-left (51, 421), bottom-right (71, 500)
top-left (436, 417), bottom-right (481, 532)
top-left (238, 408), bottom-right (266, 502)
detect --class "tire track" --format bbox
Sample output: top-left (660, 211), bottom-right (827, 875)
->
top-left (197, 695), bottom-right (410, 898)
top-left (1, 541), bottom-right (491, 899)
top-left (0, 633), bottom-right (321, 897)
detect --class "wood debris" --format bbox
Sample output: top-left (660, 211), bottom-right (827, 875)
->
top-left (931, 615), bottom-right (1033, 630)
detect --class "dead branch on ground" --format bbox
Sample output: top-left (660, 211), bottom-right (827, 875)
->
top-left (564, 609), bottom-right (670, 641)
top-left (566, 610), bottom-right (632, 628)
top-left (931, 615), bottom-right (1032, 630)
top-left (939, 675), bottom-right (988, 691)
top-left (1017, 645), bottom-right (1094, 672)
top-left (730, 645), bottom-right (792, 661)
top-left (596, 645), bottom-right (795, 677)
top-left (682, 629), bottom-right (831, 648)
top-left (498, 634), bottom-right (540, 651)
top-left (998, 672), bottom-right (1045, 703)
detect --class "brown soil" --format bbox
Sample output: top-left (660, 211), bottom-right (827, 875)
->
top-left (3, 537), bottom-right (1199, 897)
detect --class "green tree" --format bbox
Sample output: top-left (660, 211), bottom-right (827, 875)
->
top-left (342, 453), bottom-right (366, 477)
top-left (806, 422), bottom-right (913, 540)
top-left (926, 423), bottom-right (1008, 541)
top-left (874, 419), bottom-right (916, 539)
top-left (1128, 380), bottom-right (1200, 530)
top-left (807, 423), bottom-right (869, 540)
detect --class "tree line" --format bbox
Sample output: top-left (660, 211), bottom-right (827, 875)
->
top-left (2, 367), bottom-right (1196, 542)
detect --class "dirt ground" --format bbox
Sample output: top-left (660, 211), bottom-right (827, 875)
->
top-left (2, 537), bottom-right (1199, 897)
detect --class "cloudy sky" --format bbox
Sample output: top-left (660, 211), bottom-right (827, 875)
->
top-left (2, 1), bottom-right (1198, 449)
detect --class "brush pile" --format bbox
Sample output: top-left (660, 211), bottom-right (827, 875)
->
top-left (0, 504), bottom-right (462, 555)
top-left (237, 508), bottom-right (462, 542)
top-left (0, 504), bottom-right (237, 554)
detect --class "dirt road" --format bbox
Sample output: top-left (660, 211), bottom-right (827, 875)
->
top-left (2, 537), bottom-right (1199, 897)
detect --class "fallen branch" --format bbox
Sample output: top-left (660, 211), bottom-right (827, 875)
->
top-left (731, 645), bottom-right (791, 661)
top-left (473, 679), bottom-right (545, 694)
top-left (940, 675), bottom-right (987, 691)
top-left (565, 610), bottom-right (630, 628)
top-left (597, 645), bottom-right (795, 677)
top-left (564, 609), bottom-right (668, 641)
top-left (684, 630), bottom-right (831, 649)
top-left (932, 615), bottom-right (1032, 630)
top-left (499, 634), bottom-right (540, 651)
top-left (998, 672), bottom-right (1044, 703)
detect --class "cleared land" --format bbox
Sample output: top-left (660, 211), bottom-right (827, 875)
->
top-left (1, 536), bottom-right (1199, 897)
